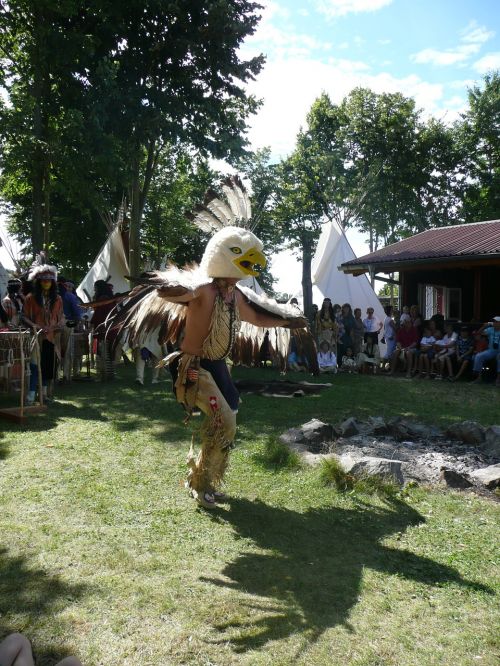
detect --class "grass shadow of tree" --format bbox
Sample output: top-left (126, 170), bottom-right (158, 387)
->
top-left (0, 547), bottom-right (88, 665)
top-left (202, 497), bottom-right (491, 655)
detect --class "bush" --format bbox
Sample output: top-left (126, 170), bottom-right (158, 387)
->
top-left (320, 458), bottom-right (355, 492)
top-left (354, 475), bottom-right (400, 498)
top-left (320, 458), bottom-right (400, 497)
top-left (252, 437), bottom-right (302, 470)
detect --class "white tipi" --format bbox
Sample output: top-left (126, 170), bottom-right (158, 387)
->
top-left (0, 219), bottom-right (23, 296)
top-left (311, 219), bottom-right (385, 323)
top-left (77, 224), bottom-right (130, 302)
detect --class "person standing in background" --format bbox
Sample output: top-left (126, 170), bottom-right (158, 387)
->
top-left (23, 265), bottom-right (64, 403)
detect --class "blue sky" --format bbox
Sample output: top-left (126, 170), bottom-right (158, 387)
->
top-left (238, 0), bottom-right (499, 293)
top-left (241, 0), bottom-right (500, 159)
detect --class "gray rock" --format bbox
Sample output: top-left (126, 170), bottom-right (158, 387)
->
top-left (446, 421), bottom-right (485, 445)
top-left (439, 467), bottom-right (473, 489)
top-left (470, 464), bottom-right (500, 489)
top-left (405, 422), bottom-right (441, 440)
top-left (340, 417), bottom-right (360, 437)
top-left (342, 456), bottom-right (404, 485)
top-left (481, 426), bottom-right (500, 459)
top-left (386, 417), bottom-right (412, 441)
top-left (301, 418), bottom-right (335, 442)
top-left (367, 416), bottom-right (388, 435)
top-left (279, 428), bottom-right (305, 445)
top-left (280, 419), bottom-right (335, 454)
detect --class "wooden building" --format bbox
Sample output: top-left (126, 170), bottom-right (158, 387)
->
top-left (339, 219), bottom-right (500, 322)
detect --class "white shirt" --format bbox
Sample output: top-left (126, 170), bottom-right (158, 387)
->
top-left (318, 351), bottom-right (337, 367)
top-left (363, 315), bottom-right (381, 333)
top-left (420, 335), bottom-right (435, 347)
top-left (383, 315), bottom-right (395, 340)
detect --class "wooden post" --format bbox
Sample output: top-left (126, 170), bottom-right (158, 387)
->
top-left (36, 335), bottom-right (44, 406)
top-left (19, 330), bottom-right (25, 419)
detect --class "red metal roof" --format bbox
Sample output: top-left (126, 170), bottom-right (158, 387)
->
top-left (341, 219), bottom-right (500, 269)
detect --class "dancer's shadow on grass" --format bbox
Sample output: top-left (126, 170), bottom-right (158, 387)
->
top-left (0, 547), bottom-right (87, 665)
top-left (202, 497), bottom-right (491, 654)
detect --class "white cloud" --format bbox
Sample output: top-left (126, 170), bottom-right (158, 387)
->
top-left (473, 52), bottom-right (500, 73)
top-left (378, 39), bottom-right (391, 45)
top-left (244, 56), bottom-right (444, 159)
top-left (242, 1), bottom-right (331, 60)
top-left (314, 0), bottom-right (393, 19)
top-left (411, 20), bottom-right (495, 68)
top-left (411, 43), bottom-right (480, 66)
top-left (461, 20), bottom-right (495, 44)
top-left (448, 78), bottom-right (476, 90)
top-left (445, 95), bottom-right (466, 108)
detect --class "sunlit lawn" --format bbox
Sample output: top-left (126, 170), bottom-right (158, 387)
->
top-left (0, 365), bottom-right (499, 665)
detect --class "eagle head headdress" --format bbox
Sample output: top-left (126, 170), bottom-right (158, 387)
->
top-left (188, 176), bottom-right (266, 280)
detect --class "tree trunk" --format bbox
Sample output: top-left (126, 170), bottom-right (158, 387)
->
top-left (129, 138), bottom-right (158, 282)
top-left (32, 32), bottom-right (44, 254)
top-left (301, 236), bottom-right (313, 319)
top-left (31, 10), bottom-right (50, 255)
top-left (129, 149), bottom-right (142, 281)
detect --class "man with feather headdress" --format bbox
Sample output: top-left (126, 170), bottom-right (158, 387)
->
top-left (110, 177), bottom-right (316, 508)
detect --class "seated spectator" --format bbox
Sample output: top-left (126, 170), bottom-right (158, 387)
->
top-left (415, 325), bottom-right (436, 378)
top-left (288, 349), bottom-right (308, 373)
top-left (410, 304), bottom-right (423, 331)
top-left (388, 318), bottom-right (418, 377)
top-left (434, 323), bottom-right (457, 379)
top-left (451, 326), bottom-right (474, 382)
top-left (430, 312), bottom-right (445, 334)
top-left (471, 317), bottom-right (500, 386)
top-left (357, 336), bottom-right (380, 374)
top-left (399, 305), bottom-right (411, 325)
top-left (341, 347), bottom-right (357, 373)
top-left (431, 330), bottom-right (447, 378)
top-left (317, 340), bottom-right (337, 374)
top-left (0, 633), bottom-right (81, 666)
top-left (472, 330), bottom-right (489, 355)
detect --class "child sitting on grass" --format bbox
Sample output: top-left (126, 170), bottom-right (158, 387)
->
top-left (357, 335), bottom-right (380, 374)
top-left (451, 326), bottom-right (474, 382)
top-left (317, 340), bottom-right (338, 373)
top-left (341, 347), bottom-right (357, 373)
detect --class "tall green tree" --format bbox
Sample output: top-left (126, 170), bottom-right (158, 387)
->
top-left (0, 1), bottom-right (265, 278)
top-left (458, 72), bottom-right (500, 222)
top-left (0, 0), bottom-right (128, 271)
top-left (85, 0), bottom-right (264, 278)
top-left (141, 150), bottom-right (216, 269)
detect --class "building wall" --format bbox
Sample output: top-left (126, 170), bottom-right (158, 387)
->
top-left (400, 265), bottom-right (499, 322)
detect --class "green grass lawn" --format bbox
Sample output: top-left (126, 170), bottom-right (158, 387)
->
top-left (0, 366), bottom-right (499, 665)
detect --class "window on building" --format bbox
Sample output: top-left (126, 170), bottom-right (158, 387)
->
top-left (418, 284), bottom-right (462, 320)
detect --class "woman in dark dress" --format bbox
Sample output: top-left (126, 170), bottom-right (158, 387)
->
top-left (338, 302), bottom-right (355, 360)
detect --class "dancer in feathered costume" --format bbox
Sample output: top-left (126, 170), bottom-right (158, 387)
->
top-left (108, 177), bottom-right (317, 508)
